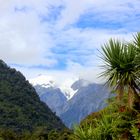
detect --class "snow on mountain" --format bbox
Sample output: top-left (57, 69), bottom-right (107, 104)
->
top-left (29, 75), bottom-right (78, 100)
top-left (60, 82), bottom-right (110, 127)
top-left (29, 75), bottom-right (110, 128)
top-left (59, 78), bottom-right (78, 100)
top-left (29, 75), bottom-right (56, 88)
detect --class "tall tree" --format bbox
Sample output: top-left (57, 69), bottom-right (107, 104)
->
top-left (100, 37), bottom-right (140, 108)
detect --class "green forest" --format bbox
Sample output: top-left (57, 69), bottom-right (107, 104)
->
top-left (0, 33), bottom-right (140, 140)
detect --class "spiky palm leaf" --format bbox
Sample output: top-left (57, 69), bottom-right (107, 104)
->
top-left (133, 33), bottom-right (140, 89)
top-left (100, 39), bottom-right (124, 88)
top-left (100, 38), bottom-right (139, 108)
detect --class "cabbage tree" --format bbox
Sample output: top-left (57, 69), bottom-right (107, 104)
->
top-left (100, 38), bottom-right (140, 108)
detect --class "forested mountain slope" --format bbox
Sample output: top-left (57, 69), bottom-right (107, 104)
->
top-left (0, 60), bottom-right (65, 132)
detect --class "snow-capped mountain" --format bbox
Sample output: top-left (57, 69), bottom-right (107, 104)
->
top-left (60, 82), bottom-right (110, 127)
top-left (29, 75), bottom-right (56, 88)
top-left (29, 75), bottom-right (111, 128)
top-left (29, 75), bottom-right (67, 115)
top-left (29, 75), bottom-right (78, 100)
top-left (59, 78), bottom-right (79, 99)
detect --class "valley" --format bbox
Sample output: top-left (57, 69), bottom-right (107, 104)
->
top-left (29, 75), bottom-right (110, 127)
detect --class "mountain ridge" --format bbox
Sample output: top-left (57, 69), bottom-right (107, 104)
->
top-left (29, 75), bottom-right (78, 100)
top-left (29, 75), bottom-right (110, 127)
top-left (60, 82), bottom-right (110, 127)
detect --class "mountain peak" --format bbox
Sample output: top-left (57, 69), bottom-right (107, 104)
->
top-left (29, 75), bottom-right (78, 100)
top-left (29, 75), bottom-right (56, 88)
top-left (71, 79), bottom-right (90, 90)
top-left (59, 78), bottom-right (78, 100)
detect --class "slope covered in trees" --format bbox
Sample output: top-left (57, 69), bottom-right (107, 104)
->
top-left (0, 60), bottom-right (65, 132)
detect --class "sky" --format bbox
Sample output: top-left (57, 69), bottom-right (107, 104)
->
top-left (0, 0), bottom-right (140, 83)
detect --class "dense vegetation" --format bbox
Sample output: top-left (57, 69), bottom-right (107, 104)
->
top-left (72, 33), bottom-right (140, 140)
top-left (73, 96), bottom-right (140, 140)
top-left (0, 60), bottom-right (67, 137)
top-left (0, 128), bottom-right (74, 140)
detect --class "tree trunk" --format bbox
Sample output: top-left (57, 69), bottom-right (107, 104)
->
top-left (128, 86), bottom-right (134, 109)
top-left (117, 84), bottom-right (124, 102)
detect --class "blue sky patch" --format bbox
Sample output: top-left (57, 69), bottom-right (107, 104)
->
top-left (75, 12), bottom-right (124, 30)
top-left (28, 61), bottom-right (66, 70)
top-left (39, 5), bottom-right (64, 23)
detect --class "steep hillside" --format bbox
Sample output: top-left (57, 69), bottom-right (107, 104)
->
top-left (0, 60), bottom-right (65, 132)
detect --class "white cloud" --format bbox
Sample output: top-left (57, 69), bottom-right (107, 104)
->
top-left (0, 0), bottom-right (139, 83)
top-left (56, 0), bottom-right (140, 29)
top-left (0, 1), bottom-right (57, 66)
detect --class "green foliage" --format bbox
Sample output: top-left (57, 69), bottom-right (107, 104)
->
top-left (73, 124), bottom-right (97, 140)
top-left (100, 33), bottom-right (140, 109)
top-left (73, 92), bottom-right (140, 139)
top-left (0, 128), bottom-right (20, 140)
top-left (74, 118), bottom-right (124, 140)
top-left (0, 128), bottom-right (73, 140)
top-left (72, 33), bottom-right (140, 140)
top-left (130, 125), bottom-right (140, 140)
top-left (100, 38), bottom-right (139, 89)
top-left (0, 60), bottom-right (65, 132)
